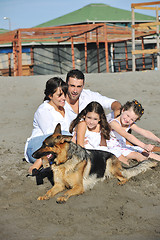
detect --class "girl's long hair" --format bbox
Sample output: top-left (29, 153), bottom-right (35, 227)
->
top-left (44, 77), bottom-right (68, 101)
top-left (69, 101), bottom-right (110, 140)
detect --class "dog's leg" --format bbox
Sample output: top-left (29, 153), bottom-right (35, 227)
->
top-left (106, 157), bottom-right (128, 184)
top-left (56, 160), bottom-right (87, 203)
top-left (37, 183), bottom-right (65, 200)
top-left (111, 167), bottom-right (128, 185)
top-left (56, 184), bottom-right (84, 204)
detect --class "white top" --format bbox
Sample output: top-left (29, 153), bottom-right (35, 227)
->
top-left (84, 128), bottom-right (101, 149)
top-left (30, 100), bottom-right (70, 139)
top-left (106, 119), bottom-right (143, 157)
top-left (24, 100), bottom-right (71, 162)
top-left (64, 89), bottom-right (116, 125)
top-left (107, 119), bottom-right (130, 148)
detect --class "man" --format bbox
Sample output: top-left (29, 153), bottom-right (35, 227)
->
top-left (64, 69), bottom-right (121, 125)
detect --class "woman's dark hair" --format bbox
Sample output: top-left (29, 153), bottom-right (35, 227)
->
top-left (121, 99), bottom-right (144, 120)
top-left (69, 101), bottom-right (110, 140)
top-left (44, 77), bottom-right (68, 101)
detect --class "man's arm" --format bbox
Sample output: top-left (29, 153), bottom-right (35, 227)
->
top-left (111, 101), bottom-right (121, 118)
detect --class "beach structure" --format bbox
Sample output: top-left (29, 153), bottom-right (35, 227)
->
top-left (0, 3), bottom-right (159, 76)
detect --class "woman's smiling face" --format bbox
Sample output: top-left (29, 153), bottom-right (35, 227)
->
top-left (49, 87), bottom-right (66, 108)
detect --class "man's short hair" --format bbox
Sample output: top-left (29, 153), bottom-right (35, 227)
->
top-left (66, 69), bottom-right (85, 84)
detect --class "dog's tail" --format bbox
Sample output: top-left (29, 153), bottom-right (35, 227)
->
top-left (122, 160), bottom-right (158, 180)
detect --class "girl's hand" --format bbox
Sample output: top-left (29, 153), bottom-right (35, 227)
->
top-left (144, 144), bottom-right (155, 152)
top-left (84, 137), bottom-right (88, 145)
top-left (157, 139), bottom-right (160, 144)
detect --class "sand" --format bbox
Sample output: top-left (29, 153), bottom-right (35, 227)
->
top-left (0, 70), bottom-right (160, 240)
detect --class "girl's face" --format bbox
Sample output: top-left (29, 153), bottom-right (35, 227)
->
top-left (49, 87), bottom-right (66, 108)
top-left (120, 107), bottom-right (139, 126)
top-left (85, 111), bottom-right (100, 130)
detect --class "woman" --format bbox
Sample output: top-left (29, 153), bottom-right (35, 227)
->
top-left (24, 77), bottom-right (71, 172)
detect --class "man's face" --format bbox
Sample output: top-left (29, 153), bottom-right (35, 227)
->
top-left (67, 77), bottom-right (84, 101)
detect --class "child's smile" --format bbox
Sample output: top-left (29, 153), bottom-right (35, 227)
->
top-left (120, 108), bottom-right (139, 126)
top-left (85, 112), bottom-right (100, 131)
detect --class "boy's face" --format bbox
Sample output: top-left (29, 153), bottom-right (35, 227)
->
top-left (67, 77), bottom-right (84, 101)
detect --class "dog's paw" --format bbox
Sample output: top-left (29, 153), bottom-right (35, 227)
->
top-left (37, 195), bottom-right (50, 200)
top-left (56, 196), bottom-right (67, 204)
top-left (118, 180), bottom-right (127, 185)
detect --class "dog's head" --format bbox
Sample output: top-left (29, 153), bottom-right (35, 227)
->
top-left (32, 124), bottom-right (72, 165)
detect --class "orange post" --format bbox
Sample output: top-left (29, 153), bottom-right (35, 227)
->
top-left (84, 33), bottom-right (88, 73)
top-left (17, 30), bottom-right (22, 76)
top-left (30, 47), bottom-right (34, 75)
top-left (8, 52), bottom-right (11, 76)
top-left (104, 24), bottom-right (109, 73)
top-left (125, 41), bottom-right (128, 70)
top-left (141, 37), bottom-right (145, 69)
top-left (71, 37), bottom-right (75, 69)
top-left (96, 28), bottom-right (100, 73)
top-left (13, 39), bottom-right (18, 76)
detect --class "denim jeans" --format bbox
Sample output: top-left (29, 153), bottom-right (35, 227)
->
top-left (26, 131), bottom-right (71, 163)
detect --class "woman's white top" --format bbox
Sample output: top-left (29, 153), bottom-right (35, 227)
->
top-left (30, 100), bottom-right (70, 139)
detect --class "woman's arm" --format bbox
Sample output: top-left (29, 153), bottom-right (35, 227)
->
top-left (131, 124), bottom-right (160, 143)
top-left (110, 120), bottom-right (154, 151)
top-left (76, 121), bottom-right (87, 147)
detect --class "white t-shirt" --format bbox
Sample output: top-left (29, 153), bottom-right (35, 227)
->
top-left (64, 89), bottom-right (116, 125)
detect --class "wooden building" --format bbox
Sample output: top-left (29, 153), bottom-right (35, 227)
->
top-left (0, 3), bottom-right (159, 76)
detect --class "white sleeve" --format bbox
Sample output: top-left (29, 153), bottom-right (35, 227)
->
top-left (33, 108), bottom-right (57, 135)
top-left (86, 89), bottom-right (116, 110)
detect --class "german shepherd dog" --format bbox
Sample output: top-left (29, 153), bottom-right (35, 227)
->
top-left (32, 124), bottom-right (158, 203)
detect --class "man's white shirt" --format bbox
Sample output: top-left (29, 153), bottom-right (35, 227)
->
top-left (64, 89), bottom-right (116, 125)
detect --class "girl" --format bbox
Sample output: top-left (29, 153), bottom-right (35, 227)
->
top-left (24, 77), bottom-right (71, 173)
top-left (69, 101), bottom-right (110, 149)
top-left (107, 99), bottom-right (160, 163)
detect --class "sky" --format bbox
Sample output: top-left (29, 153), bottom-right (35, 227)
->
top-left (0, 0), bottom-right (158, 30)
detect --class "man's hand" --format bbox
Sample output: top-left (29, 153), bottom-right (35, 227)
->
top-left (111, 101), bottom-right (121, 118)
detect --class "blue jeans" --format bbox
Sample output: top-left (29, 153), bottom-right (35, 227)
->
top-left (26, 131), bottom-right (71, 163)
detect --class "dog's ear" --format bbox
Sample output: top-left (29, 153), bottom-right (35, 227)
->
top-left (59, 135), bottom-right (72, 143)
top-left (54, 123), bottom-right (61, 134)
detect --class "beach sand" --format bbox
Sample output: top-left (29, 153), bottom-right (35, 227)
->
top-left (0, 70), bottom-right (160, 240)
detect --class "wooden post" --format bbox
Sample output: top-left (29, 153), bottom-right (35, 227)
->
top-left (30, 47), bottom-right (34, 75)
top-left (118, 62), bottom-right (121, 72)
top-left (96, 28), bottom-right (100, 73)
top-left (110, 43), bottom-right (114, 73)
top-left (8, 52), bottom-right (11, 76)
top-left (152, 55), bottom-right (155, 69)
top-left (71, 37), bottom-right (75, 69)
top-left (104, 24), bottom-right (109, 73)
top-left (141, 37), bottom-right (145, 69)
top-left (156, 6), bottom-right (160, 70)
top-left (132, 6), bottom-right (136, 72)
top-left (125, 41), bottom-right (128, 71)
top-left (13, 39), bottom-right (18, 76)
top-left (17, 30), bottom-right (22, 76)
top-left (84, 33), bottom-right (88, 73)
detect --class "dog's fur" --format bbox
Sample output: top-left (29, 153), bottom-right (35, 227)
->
top-left (32, 124), bottom-right (157, 203)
